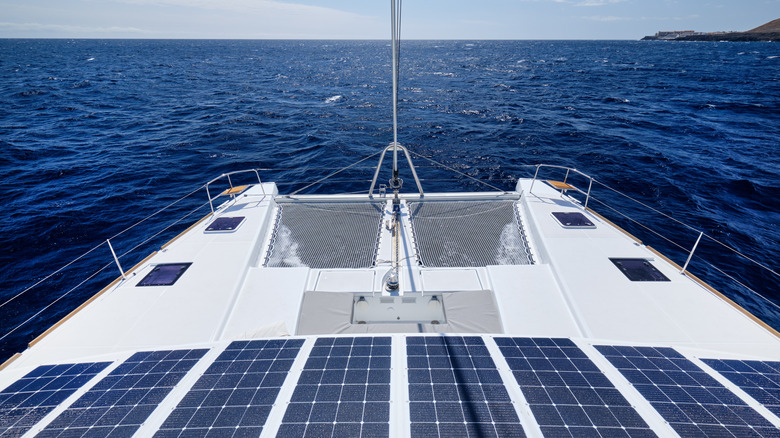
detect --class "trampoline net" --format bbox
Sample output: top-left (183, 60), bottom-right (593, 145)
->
top-left (408, 200), bottom-right (533, 267)
top-left (264, 202), bottom-right (384, 269)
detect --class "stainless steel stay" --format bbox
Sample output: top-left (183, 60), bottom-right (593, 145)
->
top-left (368, 142), bottom-right (424, 198)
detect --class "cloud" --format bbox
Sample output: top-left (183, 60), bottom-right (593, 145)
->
top-left (581, 15), bottom-right (631, 21)
top-left (581, 14), bottom-right (699, 22)
top-left (110, 0), bottom-right (367, 20)
top-left (575, 0), bottom-right (626, 6)
top-left (0, 21), bottom-right (151, 34)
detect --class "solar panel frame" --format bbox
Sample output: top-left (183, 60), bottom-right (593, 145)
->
top-left (39, 349), bottom-right (207, 437)
top-left (407, 336), bottom-right (526, 438)
top-left (277, 336), bottom-right (392, 438)
top-left (496, 337), bottom-right (657, 438)
top-left (0, 361), bottom-right (112, 436)
top-left (597, 345), bottom-right (779, 437)
top-left (155, 338), bottom-right (304, 438)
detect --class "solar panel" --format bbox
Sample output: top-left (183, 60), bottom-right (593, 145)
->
top-left (0, 361), bottom-right (111, 436)
top-left (156, 339), bottom-right (304, 437)
top-left (40, 348), bottom-right (207, 437)
top-left (596, 345), bottom-right (779, 437)
top-left (702, 358), bottom-right (780, 418)
top-left (408, 336), bottom-right (525, 438)
top-left (497, 337), bottom-right (656, 437)
top-left (278, 336), bottom-right (392, 438)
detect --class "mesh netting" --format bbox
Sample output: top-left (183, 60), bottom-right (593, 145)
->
top-left (264, 202), bottom-right (384, 269)
top-left (408, 200), bottom-right (533, 267)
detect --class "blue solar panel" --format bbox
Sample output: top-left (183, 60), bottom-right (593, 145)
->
top-left (156, 339), bottom-right (303, 437)
top-left (703, 358), bottom-right (780, 418)
top-left (278, 336), bottom-right (392, 438)
top-left (597, 345), bottom-right (779, 437)
top-left (408, 336), bottom-right (524, 438)
top-left (0, 361), bottom-right (111, 436)
top-left (38, 349), bottom-right (207, 437)
top-left (497, 337), bottom-right (656, 438)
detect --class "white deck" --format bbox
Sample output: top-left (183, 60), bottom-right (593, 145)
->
top-left (2, 179), bottom-right (780, 437)
top-left (5, 179), bottom-right (778, 374)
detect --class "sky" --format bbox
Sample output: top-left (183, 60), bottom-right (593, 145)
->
top-left (1, 0), bottom-right (778, 40)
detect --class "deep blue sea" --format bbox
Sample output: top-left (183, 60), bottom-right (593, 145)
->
top-left (0, 40), bottom-right (778, 362)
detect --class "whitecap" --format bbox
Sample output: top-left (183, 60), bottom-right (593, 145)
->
top-left (86, 57), bottom-right (95, 61)
top-left (768, 56), bottom-right (779, 59)
top-left (324, 95), bottom-right (343, 103)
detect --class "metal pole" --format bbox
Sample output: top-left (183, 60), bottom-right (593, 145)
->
top-left (206, 185), bottom-right (214, 213)
top-left (107, 239), bottom-right (126, 279)
top-left (584, 177), bottom-right (593, 209)
top-left (390, 0), bottom-right (399, 179)
top-left (681, 231), bottom-right (704, 274)
top-left (529, 165), bottom-right (541, 194)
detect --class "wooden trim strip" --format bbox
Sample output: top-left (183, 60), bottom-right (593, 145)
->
top-left (586, 207), bottom-right (643, 245)
top-left (160, 213), bottom-right (212, 251)
top-left (647, 246), bottom-right (780, 339)
top-left (28, 251), bottom-right (159, 348)
top-left (0, 353), bottom-right (22, 372)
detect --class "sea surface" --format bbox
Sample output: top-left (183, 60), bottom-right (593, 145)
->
top-left (0, 40), bottom-right (778, 362)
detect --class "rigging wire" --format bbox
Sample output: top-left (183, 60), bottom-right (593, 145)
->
top-left (408, 150), bottom-right (507, 192)
top-left (593, 178), bottom-right (779, 278)
top-left (289, 150), bottom-right (382, 195)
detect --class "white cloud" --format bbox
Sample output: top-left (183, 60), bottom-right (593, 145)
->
top-left (581, 15), bottom-right (631, 21)
top-left (0, 21), bottom-right (151, 34)
top-left (575, 0), bottom-right (625, 6)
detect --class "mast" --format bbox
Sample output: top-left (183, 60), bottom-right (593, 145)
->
top-left (390, 0), bottom-right (402, 200)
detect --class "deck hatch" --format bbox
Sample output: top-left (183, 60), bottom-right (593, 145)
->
top-left (205, 216), bottom-right (245, 233)
top-left (408, 201), bottom-right (533, 267)
top-left (551, 211), bottom-right (595, 228)
top-left (279, 337), bottom-right (392, 437)
top-left (158, 339), bottom-right (303, 436)
top-left (610, 258), bottom-right (670, 282)
top-left (702, 358), bottom-right (780, 418)
top-left (597, 345), bottom-right (778, 437)
top-left (264, 202), bottom-right (384, 269)
top-left (136, 263), bottom-right (192, 287)
top-left (0, 361), bottom-right (111, 436)
top-left (497, 337), bottom-right (656, 437)
top-left (407, 336), bottom-right (525, 437)
top-left (41, 349), bottom-right (207, 436)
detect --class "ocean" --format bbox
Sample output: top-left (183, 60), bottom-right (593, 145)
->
top-left (0, 40), bottom-right (778, 362)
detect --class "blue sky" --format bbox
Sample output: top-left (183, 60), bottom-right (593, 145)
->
top-left (1, 0), bottom-right (778, 39)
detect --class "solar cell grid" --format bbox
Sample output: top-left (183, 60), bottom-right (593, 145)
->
top-left (155, 339), bottom-right (303, 438)
top-left (408, 336), bottom-right (525, 438)
top-left (278, 336), bottom-right (392, 438)
top-left (497, 337), bottom-right (657, 438)
top-left (702, 358), bottom-right (780, 419)
top-left (37, 349), bottom-right (206, 438)
top-left (0, 361), bottom-right (111, 436)
top-left (597, 345), bottom-right (780, 438)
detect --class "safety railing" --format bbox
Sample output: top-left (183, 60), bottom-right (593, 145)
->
top-left (205, 169), bottom-right (264, 213)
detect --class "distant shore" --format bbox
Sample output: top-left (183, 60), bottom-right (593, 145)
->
top-left (642, 18), bottom-right (780, 42)
top-left (642, 32), bottom-right (780, 42)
